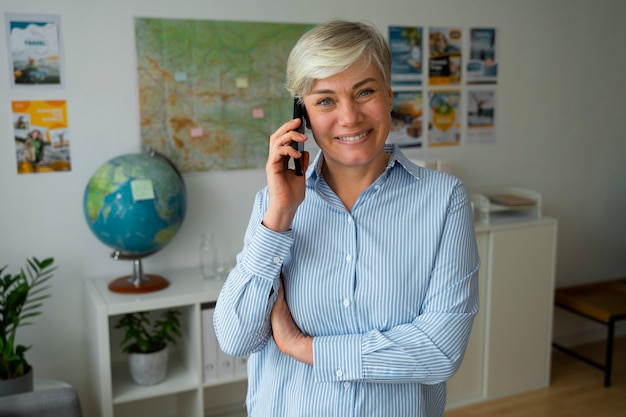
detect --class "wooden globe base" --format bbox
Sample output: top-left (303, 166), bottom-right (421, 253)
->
top-left (108, 274), bottom-right (169, 294)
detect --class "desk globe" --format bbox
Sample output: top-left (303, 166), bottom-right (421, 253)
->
top-left (83, 148), bottom-right (186, 293)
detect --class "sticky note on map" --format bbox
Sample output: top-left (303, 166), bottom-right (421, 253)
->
top-left (252, 108), bottom-right (264, 119)
top-left (131, 179), bottom-right (155, 201)
top-left (174, 71), bottom-right (187, 82)
top-left (190, 126), bottom-right (203, 137)
top-left (236, 77), bottom-right (249, 89)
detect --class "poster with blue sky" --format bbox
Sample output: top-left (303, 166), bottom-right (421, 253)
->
top-left (389, 26), bottom-right (423, 87)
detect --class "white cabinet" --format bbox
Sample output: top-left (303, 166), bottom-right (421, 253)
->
top-left (446, 218), bottom-right (558, 408)
top-left (85, 270), bottom-right (246, 417)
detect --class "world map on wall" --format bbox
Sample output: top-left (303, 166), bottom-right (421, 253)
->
top-left (135, 18), bottom-right (314, 172)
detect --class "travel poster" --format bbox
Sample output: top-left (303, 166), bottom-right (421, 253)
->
top-left (5, 13), bottom-right (65, 88)
top-left (427, 90), bottom-right (461, 147)
top-left (388, 91), bottom-right (423, 147)
top-left (466, 90), bottom-right (496, 145)
top-left (428, 27), bottom-right (462, 86)
top-left (12, 100), bottom-right (72, 174)
top-left (467, 28), bottom-right (498, 84)
top-left (388, 26), bottom-right (423, 87)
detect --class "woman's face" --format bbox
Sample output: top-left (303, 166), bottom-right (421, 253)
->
top-left (302, 60), bottom-right (393, 173)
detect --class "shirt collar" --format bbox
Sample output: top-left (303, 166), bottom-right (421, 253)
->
top-left (307, 144), bottom-right (422, 186)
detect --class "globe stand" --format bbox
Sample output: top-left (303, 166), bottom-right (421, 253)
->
top-left (107, 251), bottom-right (169, 294)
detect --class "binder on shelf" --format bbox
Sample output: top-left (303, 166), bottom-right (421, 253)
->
top-left (471, 187), bottom-right (542, 224)
top-left (201, 306), bottom-right (219, 383)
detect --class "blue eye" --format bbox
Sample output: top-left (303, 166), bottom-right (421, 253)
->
top-left (317, 98), bottom-right (333, 107)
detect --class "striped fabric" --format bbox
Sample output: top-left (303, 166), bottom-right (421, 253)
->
top-left (214, 145), bottom-right (480, 417)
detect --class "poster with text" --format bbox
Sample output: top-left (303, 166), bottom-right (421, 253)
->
top-left (12, 100), bottom-right (72, 174)
top-left (388, 91), bottom-right (423, 147)
top-left (467, 90), bottom-right (496, 145)
top-left (467, 28), bottom-right (498, 84)
top-left (428, 27), bottom-right (462, 86)
top-left (427, 90), bottom-right (461, 147)
top-left (5, 13), bottom-right (65, 88)
top-left (389, 26), bottom-right (423, 87)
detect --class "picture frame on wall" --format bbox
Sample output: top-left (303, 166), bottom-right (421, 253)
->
top-left (4, 13), bottom-right (66, 89)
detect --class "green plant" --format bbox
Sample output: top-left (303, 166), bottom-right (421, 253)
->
top-left (115, 310), bottom-right (182, 354)
top-left (0, 257), bottom-right (56, 380)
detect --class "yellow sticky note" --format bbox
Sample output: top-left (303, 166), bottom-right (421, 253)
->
top-left (131, 179), bottom-right (155, 201)
top-left (236, 77), bottom-right (249, 88)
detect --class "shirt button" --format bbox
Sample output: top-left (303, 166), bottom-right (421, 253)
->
top-left (345, 254), bottom-right (352, 262)
top-left (343, 382), bottom-right (351, 389)
top-left (375, 185), bottom-right (381, 190)
top-left (343, 298), bottom-right (350, 308)
top-left (336, 369), bottom-right (343, 378)
top-left (272, 256), bottom-right (281, 264)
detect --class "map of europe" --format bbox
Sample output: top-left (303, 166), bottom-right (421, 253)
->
top-left (135, 18), bottom-right (314, 172)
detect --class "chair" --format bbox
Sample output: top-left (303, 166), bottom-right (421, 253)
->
top-left (0, 386), bottom-right (83, 417)
top-left (552, 278), bottom-right (626, 387)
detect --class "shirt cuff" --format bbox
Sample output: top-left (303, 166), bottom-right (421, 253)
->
top-left (313, 334), bottom-right (362, 383)
top-left (241, 223), bottom-right (294, 281)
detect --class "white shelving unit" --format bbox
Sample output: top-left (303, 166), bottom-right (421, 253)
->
top-left (85, 269), bottom-right (246, 417)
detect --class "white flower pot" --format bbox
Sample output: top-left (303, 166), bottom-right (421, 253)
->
top-left (128, 344), bottom-right (169, 385)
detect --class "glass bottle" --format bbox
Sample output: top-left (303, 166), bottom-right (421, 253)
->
top-left (199, 232), bottom-right (217, 280)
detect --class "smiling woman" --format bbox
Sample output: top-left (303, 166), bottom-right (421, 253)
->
top-left (214, 19), bottom-right (480, 417)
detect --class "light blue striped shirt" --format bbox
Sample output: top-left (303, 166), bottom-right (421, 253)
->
top-left (214, 145), bottom-right (480, 417)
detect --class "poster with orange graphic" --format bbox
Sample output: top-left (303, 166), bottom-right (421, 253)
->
top-left (427, 90), bottom-right (461, 147)
top-left (12, 100), bottom-right (72, 174)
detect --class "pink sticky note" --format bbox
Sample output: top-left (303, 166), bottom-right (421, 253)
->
top-left (252, 108), bottom-right (264, 119)
top-left (190, 126), bottom-right (203, 137)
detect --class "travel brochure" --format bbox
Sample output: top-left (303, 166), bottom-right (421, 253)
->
top-left (5, 12), bottom-right (72, 175)
top-left (389, 25), bottom-right (498, 148)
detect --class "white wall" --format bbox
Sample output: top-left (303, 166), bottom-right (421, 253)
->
top-left (1, 0), bottom-right (625, 414)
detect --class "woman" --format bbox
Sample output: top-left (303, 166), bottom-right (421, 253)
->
top-left (214, 19), bottom-right (480, 417)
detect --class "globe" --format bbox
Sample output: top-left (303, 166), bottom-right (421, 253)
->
top-left (83, 149), bottom-right (186, 292)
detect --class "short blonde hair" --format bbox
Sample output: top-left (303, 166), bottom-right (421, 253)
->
top-left (286, 20), bottom-right (391, 99)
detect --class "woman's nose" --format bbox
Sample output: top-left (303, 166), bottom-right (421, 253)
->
top-left (337, 101), bottom-right (359, 127)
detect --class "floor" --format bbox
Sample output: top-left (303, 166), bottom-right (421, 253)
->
top-left (444, 336), bottom-right (626, 417)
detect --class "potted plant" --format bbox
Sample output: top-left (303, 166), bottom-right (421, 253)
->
top-left (0, 257), bottom-right (56, 397)
top-left (115, 309), bottom-right (182, 385)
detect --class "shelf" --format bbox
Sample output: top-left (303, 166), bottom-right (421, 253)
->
top-left (92, 267), bottom-right (226, 315)
top-left (112, 355), bottom-right (198, 404)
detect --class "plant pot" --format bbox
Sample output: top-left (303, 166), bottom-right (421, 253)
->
top-left (0, 367), bottom-right (34, 397)
top-left (128, 344), bottom-right (169, 385)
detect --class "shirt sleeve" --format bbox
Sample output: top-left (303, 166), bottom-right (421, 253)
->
top-left (213, 189), bottom-right (294, 357)
top-left (313, 181), bottom-right (480, 385)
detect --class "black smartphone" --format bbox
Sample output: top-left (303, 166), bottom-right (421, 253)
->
top-left (291, 98), bottom-right (305, 176)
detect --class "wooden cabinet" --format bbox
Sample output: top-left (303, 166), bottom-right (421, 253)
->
top-left (86, 218), bottom-right (557, 416)
top-left (446, 218), bottom-right (558, 408)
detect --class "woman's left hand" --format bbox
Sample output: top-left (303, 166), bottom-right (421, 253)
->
top-left (271, 281), bottom-right (313, 365)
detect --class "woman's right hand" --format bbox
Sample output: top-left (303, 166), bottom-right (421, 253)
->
top-left (262, 117), bottom-right (309, 232)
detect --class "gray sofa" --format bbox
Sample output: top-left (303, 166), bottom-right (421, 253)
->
top-left (0, 386), bottom-right (83, 417)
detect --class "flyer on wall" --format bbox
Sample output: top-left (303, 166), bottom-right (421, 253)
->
top-left (12, 100), bottom-right (72, 174)
top-left (5, 13), bottom-right (65, 88)
top-left (388, 26), bottom-right (423, 87)
top-left (427, 90), bottom-right (461, 147)
top-left (428, 27), bottom-right (462, 86)
top-left (388, 91), bottom-right (423, 147)
top-left (467, 90), bottom-right (496, 145)
top-left (467, 28), bottom-right (498, 84)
